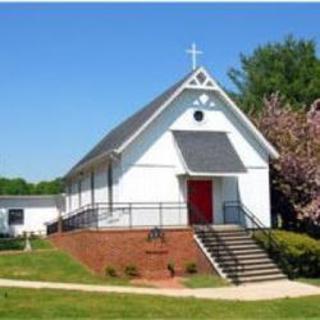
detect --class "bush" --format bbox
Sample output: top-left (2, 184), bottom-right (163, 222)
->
top-left (254, 230), bottom-right (320, 278)
top-left (124, 264), bottom-right (139, 277)
top-left (167, 262), bottom-right (175, 277)
top-left (0, 238), bottom-right (24, 251)
top-left (185, 262), bottom-right (198, 274)
top-left (105, 266), bottom-right (117, 278)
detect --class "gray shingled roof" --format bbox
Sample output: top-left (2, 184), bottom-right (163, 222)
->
top-left (173, 131), bottom-right (246, 174)
top-left (66, 70), bottom-right (196, 177)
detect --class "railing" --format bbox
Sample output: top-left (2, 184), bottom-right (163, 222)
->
top-left (223, 201), bottom-right (291, 277)
top-left (189, 203), bottom-right (242, 284)
top-left (46, 202), bottom-right (188, 235)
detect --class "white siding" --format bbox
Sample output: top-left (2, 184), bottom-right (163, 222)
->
top-left (68, 89), bottom-right (272, 228)
top-left (71, 181), bottom-right (78, 210)
top-left (117, 89), bottom-right (271, 227)
top-left (81, 175), bottom-right (91, 206)
top-left (213, 177), bottom-right (223, 224)
top-left (0, 197), bottom-right (60, 236)
top-left (238, 168), bottom-right (271, 228)
top-left (94, 163), bottom-right (108, 204)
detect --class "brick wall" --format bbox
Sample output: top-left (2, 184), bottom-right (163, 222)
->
top-left (49, 228), bottom-right (216, 279)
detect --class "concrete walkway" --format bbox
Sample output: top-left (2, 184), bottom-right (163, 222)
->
top-left (0, 278), bottom-right (319, 301)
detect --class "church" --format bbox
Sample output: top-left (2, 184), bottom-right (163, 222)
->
top-left (62, 64), bottom-right (277, 230)
top-left (48, 49), bottom-right (286, 283)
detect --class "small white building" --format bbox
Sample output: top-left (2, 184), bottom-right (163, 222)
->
top-left (62, 66), bottom-right (278, 230)
top-left (0, 195), bottom-right (63, 236)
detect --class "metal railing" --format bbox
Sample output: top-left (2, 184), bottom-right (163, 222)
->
top-left (46, 202), bottom-right (188, 235)
top-left (223, 201), bottom-right (291, 277)
top-left (189, 203), bottom-right (242, 283)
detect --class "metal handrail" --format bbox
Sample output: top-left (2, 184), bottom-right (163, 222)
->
top-left (46, 202), bottom-right (188, 234)
top-left (223, 201), bottom-right (291, 277)
top-left (188, 203), bottom-right (242, 284)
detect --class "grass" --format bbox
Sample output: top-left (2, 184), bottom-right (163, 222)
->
top-left (298, 278), bottom-right (320, 287)
top-left (182, 274), bottom-right (230, 288)
top-left (0, 249), bottom-right (131, 286)
top-left (0, 238), bottom-right (52, 251)
top-left (0, 243), bottom-right (228, 289)
top-left (0, 247), bottom-right (230, 288)
top-left (0, 288), bottom-right (320, 319)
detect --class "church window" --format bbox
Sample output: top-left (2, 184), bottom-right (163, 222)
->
top-left (193, 110), bottom-right (204, 122)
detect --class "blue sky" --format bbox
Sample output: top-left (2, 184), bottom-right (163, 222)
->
top-left (0, 3), bottom-right (319, 182)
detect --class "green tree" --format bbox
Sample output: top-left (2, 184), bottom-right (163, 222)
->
top-left (0, 177), bottom-right (63, 195)
top-left (0, 178), bottom-right (31, 195)
top-left (33, 178), bottom-right (64, 195)
top-left (228, 35), bottom-right (320, 113)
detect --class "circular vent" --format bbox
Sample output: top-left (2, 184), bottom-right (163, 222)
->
top-left (193, 110), bottom-right (204, 122)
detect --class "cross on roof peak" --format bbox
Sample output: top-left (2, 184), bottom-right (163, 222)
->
top-left (186, 43), bottom-right (203, 71)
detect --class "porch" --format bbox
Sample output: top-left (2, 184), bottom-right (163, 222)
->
top-left (46, 200), bottom-right (256, 235)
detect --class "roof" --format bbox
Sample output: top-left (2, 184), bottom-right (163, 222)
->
top-left (65, 66), bottom-right (278, 178)
top-left (65, 69), bottom-right (196, 178)
top-left (173, 131), bottom-right (246, 174)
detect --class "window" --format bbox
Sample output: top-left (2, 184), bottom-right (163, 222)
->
top-left (8, 209), bottom-right (24, 226)
top-left (193, 110), bottom-right (204, 122)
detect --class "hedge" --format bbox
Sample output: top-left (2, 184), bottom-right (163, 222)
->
top-left (254, 230), bottom-right (320, 278)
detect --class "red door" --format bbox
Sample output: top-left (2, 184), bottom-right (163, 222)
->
top-left (187, 180), bottom-right (213, 224)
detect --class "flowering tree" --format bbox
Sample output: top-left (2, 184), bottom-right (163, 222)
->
top-left (254, 95), bottom-right (320, 232)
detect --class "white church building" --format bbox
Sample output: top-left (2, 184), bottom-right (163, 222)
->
top-left (60, 65), bottom-right (278, 231)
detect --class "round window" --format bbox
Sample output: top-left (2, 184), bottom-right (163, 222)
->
top-left (193, 110), bottom-right (204, 122)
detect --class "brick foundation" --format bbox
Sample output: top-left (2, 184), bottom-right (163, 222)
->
top-left (49, 228), bottom-right (216, 279)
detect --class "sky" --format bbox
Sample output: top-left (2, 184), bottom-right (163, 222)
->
top-left (0, 3), bottom-right (319, 182)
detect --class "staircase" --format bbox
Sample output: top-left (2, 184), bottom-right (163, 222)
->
top-left (195, 225), bottom-right (287, 285)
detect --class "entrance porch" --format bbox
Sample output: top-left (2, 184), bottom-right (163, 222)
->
top-left (184, 175), bottom-right (241, 226)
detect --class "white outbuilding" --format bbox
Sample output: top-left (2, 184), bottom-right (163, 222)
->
top-left (0, 195), bottom-right (63, 236)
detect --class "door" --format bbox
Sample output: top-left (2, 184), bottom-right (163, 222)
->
top-left (187, 180), bottom-right (213, 224)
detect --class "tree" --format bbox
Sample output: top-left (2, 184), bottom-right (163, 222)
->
top-left (254, 95), bottom-right (320, 233)
top-left (229, 35), bottom-right (320, 113)
top-left (0, 177), bottom-right (64, 195)
top-left (33, 178), bottom-right (64, 195)
top-left (0, 178), bottom-right (31, 195)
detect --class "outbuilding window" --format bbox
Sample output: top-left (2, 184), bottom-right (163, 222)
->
top-left (8, 209), bottom-right (24, 226)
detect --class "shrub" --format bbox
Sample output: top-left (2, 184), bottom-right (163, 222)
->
top-left (105, 266), bottom-right (117, 278)
top-left (167, 261), bottom-right (175, 277)
top-left (185, 262), bottom-right (198, 274)
top-left (0, 238), bottom-right (24, 251)
top-left (124, 264), bottom-right (139, 277)
top-left (254, 230), bottom-right (320, 278)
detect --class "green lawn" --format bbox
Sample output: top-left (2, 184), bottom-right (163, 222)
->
top-left (298, 278), bottom-right (320, 287)
top-left (0, 288), bottom-right (320, 319)
top-left (0, 250), bottom-right (130, 286)
top-left (0, 245), bottom-right (228, 288)
top-left (183, 274), bottom-right (230, 288)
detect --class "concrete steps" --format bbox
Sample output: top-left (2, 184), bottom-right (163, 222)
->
top-left (195, 226), bottom-right (286, 285)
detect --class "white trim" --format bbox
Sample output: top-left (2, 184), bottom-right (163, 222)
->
top-left (187, 171), bottom-right (246, 177)
top-left (129, 164), bottom-right (176, 169)
top-left (185, 84), bottom-right (217, 91)
top-left (172, 134), bottom-right (190, 174)
top-left (117, 66), bottom-right (278, 159)
top-left (67, 66), bottom-right (278, 178)
top-left (193, 233), bottom-right (228, 280)
top-left (66, 151), bottom-right (118, 179)
top-left (199, 74), bottom-right (279, 158)
top-left (117, 72), bottom-right (197, 154)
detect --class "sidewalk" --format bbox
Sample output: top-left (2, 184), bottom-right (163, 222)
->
top-left (0, 278), bottom-right (319, 301)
